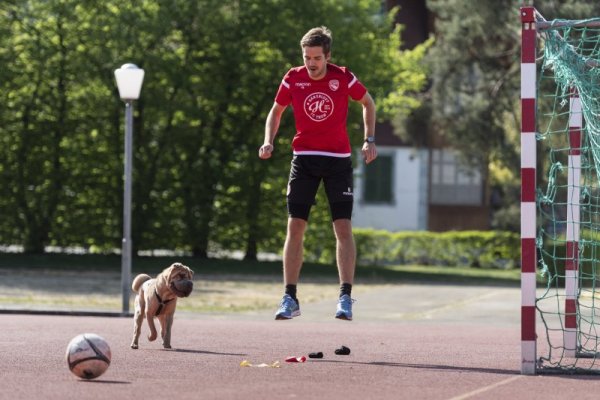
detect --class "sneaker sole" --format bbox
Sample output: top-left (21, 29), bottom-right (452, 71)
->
top-left (335, 313), bottom-right (352, 321)
top-left (275, 311), bottom-right (301, 320)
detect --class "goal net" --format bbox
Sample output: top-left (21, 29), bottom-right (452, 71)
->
top-left (521, 6), bottom-right (600, 374)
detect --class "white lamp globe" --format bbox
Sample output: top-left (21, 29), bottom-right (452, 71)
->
top-left (114, 63), bottom-right (145, 100)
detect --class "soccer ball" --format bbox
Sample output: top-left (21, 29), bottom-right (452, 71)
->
top-left (65, 333), bottom-right (111, 379)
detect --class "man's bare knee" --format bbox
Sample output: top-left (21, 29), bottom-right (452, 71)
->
top-left (287, 218), bottom-right (307, 239)
top-left (333, 219), bottom-right (353, 240)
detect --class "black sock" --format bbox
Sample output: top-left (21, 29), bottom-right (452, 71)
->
top-left (285, 284), bottom-right (298, 302)
top-left (340, 283), bottom-right (352, 298)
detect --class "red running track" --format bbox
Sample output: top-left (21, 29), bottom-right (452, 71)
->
top-left (3, 313), bottom-right (600, 400)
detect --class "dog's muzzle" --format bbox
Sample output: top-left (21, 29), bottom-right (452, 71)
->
top-left (170, 280), bottom-right (193, 297)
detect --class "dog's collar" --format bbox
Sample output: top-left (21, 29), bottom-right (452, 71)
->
top-left (154, 289), bottom-right (174, 316)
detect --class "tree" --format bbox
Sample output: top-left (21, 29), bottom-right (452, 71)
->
top-left (405, 1), bottom-right (600, 232)
top-left (0, 1), bottom-right (94, 253)
top-left (154, 0), bottom-right (429, 259)
top-left (209, 0), bottom-right (430, 260)
top-left (0, 0), bottom-right (429, 257)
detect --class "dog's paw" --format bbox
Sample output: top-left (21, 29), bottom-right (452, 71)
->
top-left (131, 343), bottom-right (139, 349)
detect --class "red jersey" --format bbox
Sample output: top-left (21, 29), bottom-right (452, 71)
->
top-left (274, 63), bottom-right (367, 157)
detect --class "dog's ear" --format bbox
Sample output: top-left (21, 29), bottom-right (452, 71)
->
top-left (165, 264), bottom-right (177, 282)
top-left (158, 265), bottom-right (174, 286)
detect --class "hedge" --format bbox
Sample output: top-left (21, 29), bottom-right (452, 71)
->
top-left (303, 229), bottom-right (520, 269)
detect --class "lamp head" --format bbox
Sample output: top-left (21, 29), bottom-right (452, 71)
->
top-left (114, 63), bottom-right (145, 100)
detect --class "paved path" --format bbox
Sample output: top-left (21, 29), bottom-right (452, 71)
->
top-left (303, 283), bottom-right (520, 324)
top-left (189, 283), bottom-right (521, 326)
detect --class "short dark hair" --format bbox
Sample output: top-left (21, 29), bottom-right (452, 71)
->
top-left (300, 26), bottom-right (332, 55)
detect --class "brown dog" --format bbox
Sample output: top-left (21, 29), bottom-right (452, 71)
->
top-left (130, 262), bottom-right (194, 349)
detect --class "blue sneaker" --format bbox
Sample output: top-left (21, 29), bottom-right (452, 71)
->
top-left (335, 294), bottom-right (355, 321)
top-left (275, 294), bottom-right (300, 320)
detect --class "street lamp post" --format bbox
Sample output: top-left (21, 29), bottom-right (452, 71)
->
top-left (114, 63), bottom-right (144, 315)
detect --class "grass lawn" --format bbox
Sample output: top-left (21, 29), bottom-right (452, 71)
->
top-left (0, 253), bottom-right (521, 313)
top-left (0, 252), bottom-right (521, 284)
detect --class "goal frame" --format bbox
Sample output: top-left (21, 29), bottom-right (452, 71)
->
top-left (520, 6), bottom-right (587, 375)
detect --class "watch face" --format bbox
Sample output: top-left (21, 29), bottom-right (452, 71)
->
top-left (366, 137), bottom-right (375, 143)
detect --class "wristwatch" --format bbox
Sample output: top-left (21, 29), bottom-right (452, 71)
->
top-left (364, 136), bottom-right (375, 143)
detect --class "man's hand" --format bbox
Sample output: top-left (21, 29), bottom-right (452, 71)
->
top-left (361, 142), bottom-right (377, 164)
top-left (258, 143), bottom-right (274, 159)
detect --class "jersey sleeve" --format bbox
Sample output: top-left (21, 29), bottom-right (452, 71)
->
top-left (274, 71), bottom-right (293, 106)
top-left (346, 69), bottom-right (367, 101)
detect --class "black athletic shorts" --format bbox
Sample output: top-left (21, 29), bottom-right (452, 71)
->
top-left (287, 155), bottom-right (354, 221)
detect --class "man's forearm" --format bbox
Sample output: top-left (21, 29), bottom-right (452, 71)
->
top-left (359, 92), bottom-right (376, 140)
top-left (363, 97), bottom-right (376, 139)
top-left (264, 109), bottom-right (281, 145)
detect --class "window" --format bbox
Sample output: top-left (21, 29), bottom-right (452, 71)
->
top-left (430, 149), bottom-right (482, 205)
top-left (363, 154), bottom-right (393, 204)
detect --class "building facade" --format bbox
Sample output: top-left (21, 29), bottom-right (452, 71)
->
top-left (352, 0), bottom-right (490, 232)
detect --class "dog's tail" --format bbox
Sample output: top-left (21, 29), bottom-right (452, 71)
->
top-left (131, 274), bottom-right (152, 292)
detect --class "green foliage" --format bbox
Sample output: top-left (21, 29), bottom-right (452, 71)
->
top-left (386, 1), bottom-right (524, 235)
top-left (0, 1), bottom-right (122, 252)
top-left (423, 0), bottom-right (520, 168)
top-left (536, 2), bottom-right (600, 19)
top-left (412, 1), bottom-right (600, 233)
top-left (0, 1), bottom-right (427, 256)
top-left (304, 228), bottom-right (520, 269)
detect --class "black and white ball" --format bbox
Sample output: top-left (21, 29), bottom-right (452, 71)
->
top-left (65, 333), bottom-right (111, 379)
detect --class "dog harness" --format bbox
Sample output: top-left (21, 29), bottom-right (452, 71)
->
top-left (154, 289), bottom-right (174, 316)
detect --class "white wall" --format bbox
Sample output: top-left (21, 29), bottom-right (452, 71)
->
top-left (353, 147), bottom-right (429, 232)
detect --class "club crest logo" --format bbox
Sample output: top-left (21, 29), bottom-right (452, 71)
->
top-left (304, 92), bottom-right (334, 122)
top-left (329, 79), bottom-right (339, 91)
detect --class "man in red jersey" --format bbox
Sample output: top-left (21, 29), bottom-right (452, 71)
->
top-left (259, 26), bottom-right (376, 321)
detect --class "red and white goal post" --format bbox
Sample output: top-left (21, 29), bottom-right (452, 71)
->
top-left (520, 6), bottom-right (599, 375)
